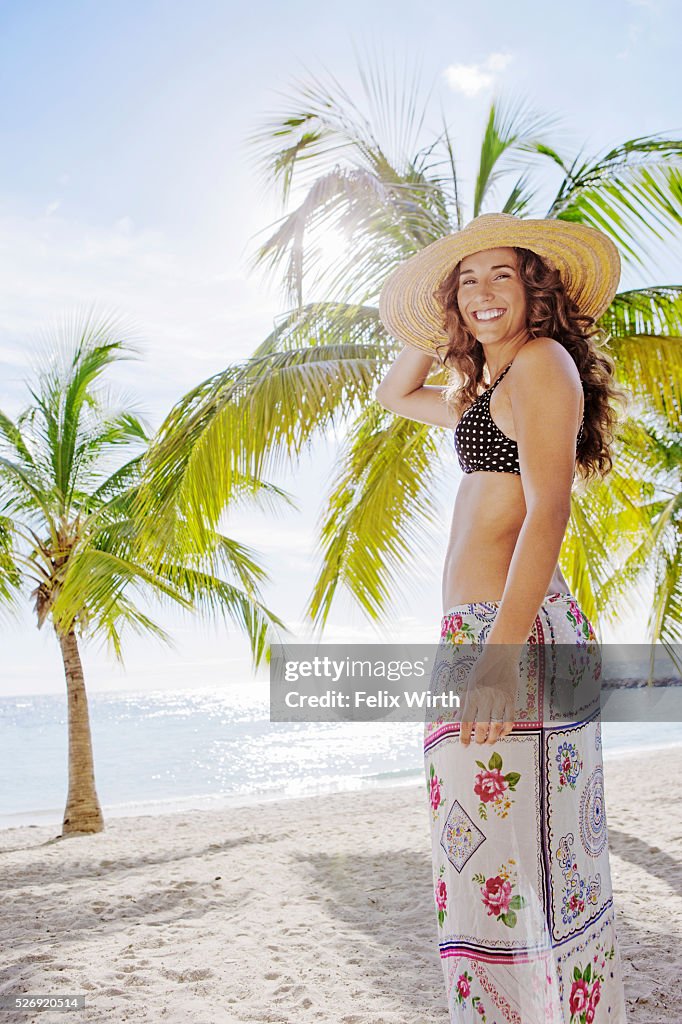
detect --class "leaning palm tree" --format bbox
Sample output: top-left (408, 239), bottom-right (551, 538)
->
top-left (0, 311), bottom-right (287, 836)
top-left (138, 57), bottom-right (682, 659)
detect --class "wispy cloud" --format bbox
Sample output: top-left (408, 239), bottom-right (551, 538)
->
top-left (616, 21), bottom-right (643, 58)
top-left (618, 0), bottom-right (662, 57)
top-left (0, 204), bottom-right (281, 421)
top-left (443, 52), bottom-right (513, 97)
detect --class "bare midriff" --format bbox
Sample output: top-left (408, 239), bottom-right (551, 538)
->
top-left (442, 471), bottom-right (571, 611)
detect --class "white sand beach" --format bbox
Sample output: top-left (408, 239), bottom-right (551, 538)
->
top-left (0, 746), bottom-right (679, 1024)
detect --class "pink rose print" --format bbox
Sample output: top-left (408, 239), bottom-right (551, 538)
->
top-left (441, 612), bottom-right (477, 644)
top-left (568, 600), bottom-right (583, 626)
top-left (473, 860), bottom-right (527, 928)
top-left (569, 893), bottom-right (585, 914)
top-left (565, 599), bottom-right (597, 642)
top-left (427, 763), bottom-right (445, 819)
top-left (474, 768), bottom-right (507, 803)
top-left (453, 970), bottom-right (492, 1021)
top-left (435, 865), bottom-right (448, 927)
top-left (481, 875), bottom-right (512, 916)
top-left (474, 752), bottom-right (521, 820)
top-left (589, 979), bottom-right (601, 1007)
top-left (568, 945), bottom-right (612, 1023)
top-left (569, 979), bottom-right (589, 1018)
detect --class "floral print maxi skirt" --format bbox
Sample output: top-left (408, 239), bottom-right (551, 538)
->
top-left (423, 592), bottom-right (627, 1024)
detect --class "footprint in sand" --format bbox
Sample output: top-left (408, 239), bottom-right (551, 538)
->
top-left (160, 967), bottom-right (214, 983)
top-left (273, 981), bottom-right (306, 999)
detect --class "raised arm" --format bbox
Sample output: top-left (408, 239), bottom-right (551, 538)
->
top-left (374, 345), bottom-right (459, 429)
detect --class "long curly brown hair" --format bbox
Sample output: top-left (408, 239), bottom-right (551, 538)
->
top-left (432, 246), bottom-right (630, 482)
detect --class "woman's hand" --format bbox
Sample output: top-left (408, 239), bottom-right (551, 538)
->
top-left (456, 644), bottom-right (523, 746)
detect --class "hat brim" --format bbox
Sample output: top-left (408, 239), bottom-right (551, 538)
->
top-left (378, 213), bottom-right (621, 353)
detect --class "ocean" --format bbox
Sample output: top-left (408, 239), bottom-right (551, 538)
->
top-left (2, 683), bottom-right (681, 830)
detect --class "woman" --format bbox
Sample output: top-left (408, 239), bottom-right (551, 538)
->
top-left (376, 213), bottom-right (628, 1024)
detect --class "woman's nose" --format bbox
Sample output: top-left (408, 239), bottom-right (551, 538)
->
top-left (475, 282), bottom-right (495, 302)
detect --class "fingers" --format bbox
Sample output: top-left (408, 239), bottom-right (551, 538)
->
top-left (459, 688), bottom-right (517, 746)
top-left (494, 712), bottom-right (516, 740)
top-left (458, 691), bottom-right (476, 746)
top-left (486, 716), bottom-right (513, 744)
top-left (485, 719), bottom-right (502, 744)
top-left (461, 718), bottom-right (515, 745)
top-left (460, 694), bottom-right (491, 746)
top-left (475, 719), bottom-right (491, 744)
top-left (460, 712), bottom-right (491, 746)
top-left (486, 699), bottom-right (513, 743)
top-left (460, 720), bottom-right (473, 746)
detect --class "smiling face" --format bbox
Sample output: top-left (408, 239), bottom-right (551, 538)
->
top-left (456, 246), bottom-right (528, 344)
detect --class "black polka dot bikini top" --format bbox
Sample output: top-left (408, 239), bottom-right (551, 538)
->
top-left (454, 362), bottom-right (586, 475)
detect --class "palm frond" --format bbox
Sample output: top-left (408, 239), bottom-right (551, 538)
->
top-left (499, 171), bottom-right (537, 216)
top-left (49, 547), bottom-right (195, 636)
top-left (247, 164), bottom-right (449, 309)
top-left (0, 455), bottom-right (58, 533)
top-left (546, 140), bottom-right (682, 265)
top-left (647, 491), bottom-right (682, 648)
top-left (602, 286), bottom-right (682, 337)
top-left (89, 594), bottom-right (172, 665)
top-left (306, 403), bottom-right (445, 629)
top-left (0, 515), bottom-right (22, 610)
top-left (0, 409), bottom-right (36, 466)
top-left (4, 311), bottom-right (287, 670)
top-left (151, 563), bottom-right (289, 666)
top-left (606, 332), bottom-right (682, 429)
top-left (435, 112), bottom-right (464, 229)
top-left (244, 51), bottom-right (433, 208)
top-left (473, 94), bottom-right (560, 216)
top-left (564, 412), bottom-right (681, 649)
top-left (138, 310), bottom-right (396, 547)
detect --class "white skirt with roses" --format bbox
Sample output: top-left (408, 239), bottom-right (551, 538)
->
top-left (423, 592), bottom-right (627, 1024)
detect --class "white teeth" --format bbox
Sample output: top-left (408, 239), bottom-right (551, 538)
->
top-left (474, 309), bottom-right (505, 322)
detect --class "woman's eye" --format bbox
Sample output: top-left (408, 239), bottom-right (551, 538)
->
top-left (461, 273), bottom-right (510, 286)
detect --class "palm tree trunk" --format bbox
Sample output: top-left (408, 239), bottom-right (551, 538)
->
top-left (57, 627), bottom-right (104, 835)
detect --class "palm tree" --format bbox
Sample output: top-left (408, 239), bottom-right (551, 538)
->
top-left (138, 58), bottom-right (682, 662)
top-left (0, 311), bottom-right (287, 836)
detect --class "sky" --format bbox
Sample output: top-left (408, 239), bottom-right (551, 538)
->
top-left (0, 0), bottom-right (678, 695)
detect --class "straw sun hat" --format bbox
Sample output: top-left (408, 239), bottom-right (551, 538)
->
top-left (378, 212), bottom-right (621, 353)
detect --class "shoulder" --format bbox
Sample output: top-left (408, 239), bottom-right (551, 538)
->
top-left (511, 337), bottom-right (580, 382)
